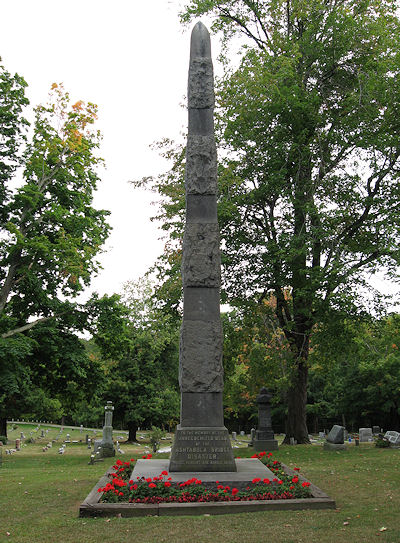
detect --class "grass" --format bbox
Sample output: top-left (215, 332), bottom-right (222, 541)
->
top-left (1, 426), bottom-right (399, 543)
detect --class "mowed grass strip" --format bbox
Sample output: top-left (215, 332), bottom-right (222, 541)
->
top-left (0, 439), bottom-right (399, 543)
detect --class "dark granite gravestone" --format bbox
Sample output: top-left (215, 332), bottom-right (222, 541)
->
top-left (253, 387), bottom-right (278, 452)
top-left (169, 22), bottom-right (236, 472)
top-left (323, 424), bottom-right (346, 451)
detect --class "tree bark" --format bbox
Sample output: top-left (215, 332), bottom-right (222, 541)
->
top-left (282, 359), bottom-right (310, 444)
top-left (0, 416), bottom-right (7, 439)
top-left (127, 421), bottom-right (138, 443)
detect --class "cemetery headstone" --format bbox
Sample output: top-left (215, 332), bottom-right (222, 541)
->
top-left (359, 428), bottom-right (373, 442)
top-left (324, 425), bottom-right (346, 451)
top-left (248, 427), bottom-right (256, 447)
top-left (94, 401), bottom-right (115, 457)
top-left (65, 434), bottom-right (71, 443)
top-left (168, 22), bottom-right (236, 473)
top-left (372, 425), bottom-right (380, 435)
top-left (253, 387), bottom-right (278, 451)
top-left (15, 439), bottom-right (21, 451)
top-left (232, 431), bottom-right (237, 441)
top-left (40, 430), bottom-right (45, 438)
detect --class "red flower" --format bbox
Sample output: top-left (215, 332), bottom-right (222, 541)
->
top-left (232, 488), bottom-right (239, 496)
top-left (302, 481), bottom-right (310, 487)
top-left (116, 460), bottom-right (123, 466)
top-left (225, 486), bottom-right (230, 490)
top-left (129, 480), bottom-right (133, 484)
top-left (149, 483), bottom-right (157, 488)
top-left (252, 478), bottom-right (261, 483)
top-left (251, 454), bottom-right (258, 458)
top-left (119, 491), bottom-right (124, 496)
top-left (146, 478), bottom-right (152, 483)
top-left (268, 452), bottom-right (273, 457)
top-left (161, 470), bottom-right (168, 476)
top-left (289, 485), bottom-right (294, 490)
top-left (292, 476), bottom-right (299, 483)
top-left (164, 482), bottom-right (171, 487)
top-left (217, 485), bottom-right (224, 490)
top-left (130, 458), bottom-right (135, 462)
top-left (278, 480), bottom-right (283, 485)
top-left (294, 467), bottom-right (300, 471)
top-left (263, 478), bottom-right (270, 484)
top-left (147, 454), bottom-right (153, 459)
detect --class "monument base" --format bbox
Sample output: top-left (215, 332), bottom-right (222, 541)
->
top-left (253, 439), bottom-right (278, 452)
top-left (134, 458), bottom-right (272, 489)
top-left (169, 425), bottom-right (236, 472)
top-left (94, 439), bottom-right (115, 457)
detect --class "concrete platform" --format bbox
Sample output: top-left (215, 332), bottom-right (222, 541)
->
top-left (79, 461), bottom-right (336, 517)
top-left (131, 458), bottom-right (274, 489)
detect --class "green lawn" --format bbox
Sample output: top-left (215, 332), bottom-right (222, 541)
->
top-left (1, 427), bottom-right (399, 543)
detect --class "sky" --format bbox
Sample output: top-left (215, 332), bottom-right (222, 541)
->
top-left (1, 1), bottom-right (398, 309)
top-left (1, 0), bottom-right (196, 298)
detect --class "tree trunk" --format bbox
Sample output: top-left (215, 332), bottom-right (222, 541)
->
top-left (0, 416), bottom-right (7, 438)
top-left (282, 359), bottom-right (310, 444)
top-left (127, 421), bottom-right (138, 443)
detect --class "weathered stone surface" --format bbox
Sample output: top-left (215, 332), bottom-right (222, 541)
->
top-left (181, 392), bottom-right (224, 427)
top-left (183, 287), bottom-right (220, 321)
top-left (188, 58), bottom-right (214, 109)
top-left (326, 425), bottom-right (344, 444)
top-left (186, 194), bottom-right (217, 223)
top-left (359, 427), bottom-right (373, 442)
top-left (182, 223), bottom-right (220, 287)
top-left (179, 320), bottom-right (223, 392)
top-left (186, 135), bottom-right (217, 194)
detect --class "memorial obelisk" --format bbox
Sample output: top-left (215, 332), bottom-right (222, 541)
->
top-left (169, 22), bottom-right (236, 472)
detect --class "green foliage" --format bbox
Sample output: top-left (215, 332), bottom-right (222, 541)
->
top-left (100, 278), bottom-right (180, 435)
top-left (0, 65), bottom-right (123, 432)
top-left (149, 426), bottom-right (166, 453)
top-left (143, 0), bottom-right (400, 441)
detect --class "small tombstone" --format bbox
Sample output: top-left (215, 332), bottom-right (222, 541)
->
top-left (253, 387), bottom-right (278, 451)
top-left (80, 425), bottom-right (83, 433)
top-left (248, 428), bottom-right (256, 447)
top-left (20, 432), bottom-right (25, 440)
top-left (15, 439), bottom-right (21, 451)
top-left (85, 434), bottom-right (89, 444)
top-left (324, 425), bottom-right (346, 451)
top-left (65, 434), bottom-right (71, 443)
top-left (232, 431), bottom-right (237, 441)
top-left (359, 428), bottom-right (373, 442)
top-left (87, 438), bottom-right (92, 450)
top-left (240, 430), bottom-right (245, 436)
top-left (40, 430), bottom-right (45, 438)
top-left (372, 426), bottom-right (380, 435)
top-left (318, 431), bottom-right (325, 439)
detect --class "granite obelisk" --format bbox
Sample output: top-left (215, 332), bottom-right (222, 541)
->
top-left (169, 22), bottom-right (236, 472)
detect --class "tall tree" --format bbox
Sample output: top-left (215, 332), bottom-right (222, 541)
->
top-left (142, 0), bottom-right (400, 442)
top-left (0, 65), bottom-right (111, 436)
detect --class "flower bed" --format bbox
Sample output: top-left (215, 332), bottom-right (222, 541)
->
top-left (98, 452), bottom-right (312, 504)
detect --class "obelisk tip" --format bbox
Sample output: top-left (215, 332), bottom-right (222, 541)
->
top-left (190, 21), bottom-right (211, 60)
